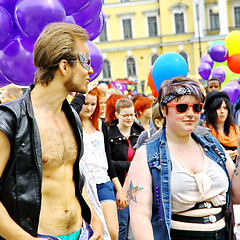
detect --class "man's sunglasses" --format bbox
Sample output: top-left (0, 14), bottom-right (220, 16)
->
top-left (166, 103), bottom-right (204, 114)
top-left (77, 53), bottom-right (91, 71)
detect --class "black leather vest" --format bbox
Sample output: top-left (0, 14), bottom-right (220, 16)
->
top-left (0, 86), bottom-right (90, 238)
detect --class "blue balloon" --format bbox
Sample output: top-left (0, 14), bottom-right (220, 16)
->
top-left (152, 52), bottom-right (188, 91)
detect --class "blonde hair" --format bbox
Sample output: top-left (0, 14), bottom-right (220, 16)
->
top-left (34, 22), bottom-right (89, 86)
top-left (2, 84), bottom-right (23, 99)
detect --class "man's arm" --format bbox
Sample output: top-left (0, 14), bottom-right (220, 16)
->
top-left (124, 146), bottom-right (154, 240)
top-left (0, 130), bottom-right (47, 240)
top-left (82, 187), bottom-right (103, 240)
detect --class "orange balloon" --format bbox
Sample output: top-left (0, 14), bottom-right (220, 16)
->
top-left (228, 54), bottom-right (240, 74)
top-left (148, 66), bottom-right (158, 97)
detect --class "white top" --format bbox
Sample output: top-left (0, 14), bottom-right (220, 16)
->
top-left (171, 147), bottom-right (229, 213)
top-left (81, 130), bottom-right (110, 184)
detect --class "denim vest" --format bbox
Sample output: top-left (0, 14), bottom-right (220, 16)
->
top-left (145, 128), bottom-right (230, 240)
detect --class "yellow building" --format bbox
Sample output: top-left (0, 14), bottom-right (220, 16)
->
top-left (95, 0), bottom-right (240, 94)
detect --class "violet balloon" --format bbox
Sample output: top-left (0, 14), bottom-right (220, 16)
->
top-left (0, 71), bottom-right (11, 87)
top-left (15, 0), bottom-right (66, 40)
top-left (0, 0), bottom-right (17, 16)
top-left (198, 62), bottom-right (212, 80)
top-left (200, 54), bottom-right (214, 68)
top-left (86, 40), bottom-right (103, 82)
top-left (0, 6), bottom-right (14, 49)
top-left (65, 15), bottom-right (76, 24)
top-left (60, 0), bottom-right (94, 15)
top-left (0, 37), bottom-right (36, 86)
top-left (85, 10), bottom-right (105, 41)
top-left (211, 67), bottom-right (226, 83)
top-left (73, 0), bottom-right (102, 28)
top-left (222, 82), bottom-right (240, 103)
top-left (209, 44), bottom-right (228, 63)
top-left (238, 76), bottom-right (240, 85)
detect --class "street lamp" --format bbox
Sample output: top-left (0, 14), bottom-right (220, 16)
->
top-left (194, 0), bottom-right (202, 58)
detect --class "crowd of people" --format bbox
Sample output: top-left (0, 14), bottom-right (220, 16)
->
top-left (0, 22), bottom-right (240, 240)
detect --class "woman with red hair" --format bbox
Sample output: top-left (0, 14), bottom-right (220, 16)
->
top-left (105, 94), bottom-right (125, 126)
top-left (79, 87), bottom-right (128, 240)
top-left (134, 96), bottom-right (153, 130)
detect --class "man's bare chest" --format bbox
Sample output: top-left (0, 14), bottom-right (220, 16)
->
top-left (35, 115), bottom-right (78, 167)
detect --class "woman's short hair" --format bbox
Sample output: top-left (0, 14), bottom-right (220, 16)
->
top-left (105, 94), bottom-right (125, 125)
top-left (115, 98), bottom-right (133, 113)
top-left (134, 97), bottom-right (153, 118)
top-left (158, 77), bottom-right (205, 118)
top-left (34, 22), bottom-right (89, 86)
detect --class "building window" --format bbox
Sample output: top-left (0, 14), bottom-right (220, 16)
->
top-left (99, 22), bottom-right (107, 42)
top-left (175, 13), bottom-right (185, 34)
top-left (151, 54), bottom-right (159, 65)
top-left (209, 9), bottom-right (219, 30)
top-left (103, 60), bottom-right (111, 79)
top-left (169, 3), bottom-right (188, 34)
top-left (235, 7), bottom-right (240, 27)
top-left (179, 52), bottom-right (188, 68)
top-left (123, 19), bottom-right (133, 39)
top-left (126, 57), bottom-right (136, 77)
top-left (148, 16), bottom-right (158, 37)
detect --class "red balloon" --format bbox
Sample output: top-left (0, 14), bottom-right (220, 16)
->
top-left (228, 54), bottom-right (240, 74)
top-left (148, 66), bottom-right (158, 97)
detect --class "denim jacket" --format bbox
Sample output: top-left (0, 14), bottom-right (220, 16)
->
top-left (145, 128), bottom-right (230, 240)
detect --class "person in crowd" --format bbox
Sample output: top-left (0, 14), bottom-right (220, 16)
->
top-left (97, 82), bottom-right (109, 96)
top-left (98, 90), bottom-right (108, 120)
top-left (203, 91), bottom-right (239, 161)
top-left (77, 87), bottom-right (128, 240)
top-left (125, 77), bottom-right (240, 240)
top-left (147, 93), bottom-right (156, 102)
top-left (205, 78), bottom-right (221, 94)
top-left (134, 96), bottom-right (153, 130)
top-left (108, 98), bottom-right (144, 240)
top-left (134, 100), bottom-right (163, 150)
top-left (105, 93), bottom-right (125, 126)
top-left (107, 87), bottom-right (122, 96)
top-left (0, 83), bottom-right (23, 103)
top-left (0, 22), bottom-right (103, 240)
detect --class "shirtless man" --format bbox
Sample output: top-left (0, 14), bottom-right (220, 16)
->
top-left (0, 22), bottom-right (103, 240)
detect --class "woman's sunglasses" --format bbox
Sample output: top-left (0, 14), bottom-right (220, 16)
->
top-left (166, 103), bottom-right (204, 114)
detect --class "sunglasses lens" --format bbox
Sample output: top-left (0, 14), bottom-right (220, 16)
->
top-left (176, 104), bottom-right (188, 113)
top-left (193, 104), bottom-right (203, 113)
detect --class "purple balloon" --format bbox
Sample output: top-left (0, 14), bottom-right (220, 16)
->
top-left (86, 40), bottom-right (103, 82)
top-left (198, 62), bottom-right (212, 80)
top-left (73, 0), bottom-right (102, 28)
top-left (0, 6), bottom-right (14, 49)
top-left (222, 82), bottom-right (240, 103)
top-left (200, 54), bottom-right (214, 68)
top-left (85, 10), bottom-right (105, 41)
top-left (15, 0), bottom-right (66, 40)
top-left (212, 67), bottom-right (226, 83)
top-left (0, 37), bottom-right (36, 86)
top-left (0, 71), bottom-right (11, 87)
top-left (209, 44), bottom-right (228, 63)
top-left (65, 15), bottom-right (76, 24)
top-left (0, 0), bottom-right (17, 16)
top-left (238, 76), bottom-right (240, 85)
top-left (60, 0), bottom-right (94, 15)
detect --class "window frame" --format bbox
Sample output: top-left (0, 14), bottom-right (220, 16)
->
top-left (125, 56), bottom-right (137, 77)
